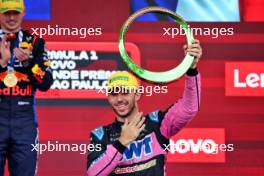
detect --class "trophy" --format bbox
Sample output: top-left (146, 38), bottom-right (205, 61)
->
top-left (119, 6), bottom-right (194, 83)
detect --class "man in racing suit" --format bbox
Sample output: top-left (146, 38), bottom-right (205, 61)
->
top-left (0, 0), bottom-right (53, 175)
top-left (87, 39), bottom-right (202, 176)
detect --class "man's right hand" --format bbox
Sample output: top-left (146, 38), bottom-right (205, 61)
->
top-left (119, 112), bottom-right (146, 146)
top-left (0, 35), bottom-right (11, 67)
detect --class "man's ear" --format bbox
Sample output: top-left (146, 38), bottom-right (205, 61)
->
top-left (21, 11), bottom-right (25, 18)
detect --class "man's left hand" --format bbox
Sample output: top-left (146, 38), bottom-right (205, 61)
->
top-left (183, 39), bottom-right (202, 69)
top-left (14, 47), bottom-right (32, 62)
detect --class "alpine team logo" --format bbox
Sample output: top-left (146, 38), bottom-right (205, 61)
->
top-left (225, 62), bottom-right (264, 96)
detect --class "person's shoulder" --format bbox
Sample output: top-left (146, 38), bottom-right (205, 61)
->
top-left (90, 121), bottom-right (117, 141)
top-left (146, 109), bottom-right (162, 123)
top-left (91, 126), bottom-right (106, 141)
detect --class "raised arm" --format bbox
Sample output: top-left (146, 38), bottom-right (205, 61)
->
top-left (160, 70), bottom-right (201, 139)
top-left (160, 39), bottom-right (202, 139)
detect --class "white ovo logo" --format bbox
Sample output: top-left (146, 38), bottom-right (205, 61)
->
top-left (165, 139), bottom-right (218, 154)
top-left (234, 69), bottom-right (264, 88)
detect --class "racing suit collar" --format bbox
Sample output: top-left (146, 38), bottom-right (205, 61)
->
top-left (114, 118), bottom-right (124, 126)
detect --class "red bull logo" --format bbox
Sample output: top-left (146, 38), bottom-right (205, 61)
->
top-left (32, 64), bottom-right (45, 79)
top-left (14, 71), bottom-right (30, 82)
top-left (0, 71), bottom-right (29, 83)
top-left (19, 41), bottom-right (33, 50)
top-left (0, 71), bottom-right (8, 82)
top-left (0, 85), bottom-right (32, 96)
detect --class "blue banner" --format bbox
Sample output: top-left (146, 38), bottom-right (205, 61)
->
top-left (24, 0), bottom-right (51, 20)
top-left (130, 0), bottom-right (240, 22)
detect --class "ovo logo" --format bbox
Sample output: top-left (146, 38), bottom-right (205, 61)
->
top-left (165, 139), bottom-right (218, 154)
top-left (167, 128), bottom-right (226, 163)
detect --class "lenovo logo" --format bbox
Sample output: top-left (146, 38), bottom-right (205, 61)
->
top-left (225, 62), bottom-right (264, 96)
top-left (167, 128), bottom-right (226, 163)
top-left (234, 69), bottom-right (264, 88)
top-left (165, 139), bottom-right (225, 155)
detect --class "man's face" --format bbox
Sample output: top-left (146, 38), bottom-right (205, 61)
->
top-left (108, 88), bottom-right (140, 118)
top-left (0, 11), bottom-right (24, 32)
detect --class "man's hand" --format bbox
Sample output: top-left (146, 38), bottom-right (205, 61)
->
top-left (0, 35), bottom-right (11, 67)
top-left (119, 112), bottom-right (146, 146)
top-left (14, 47), bottom-right (32, 62)
top-left (183, 39), bottom-right (202, 69)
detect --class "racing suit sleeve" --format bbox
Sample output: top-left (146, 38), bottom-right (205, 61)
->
top-left (26, 37), bottom-right (53, 91)
top-left (87, 129), bottom-right (126, 176)
top-left (160, 68), bottom-right (201, 139)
